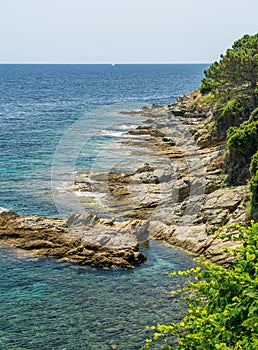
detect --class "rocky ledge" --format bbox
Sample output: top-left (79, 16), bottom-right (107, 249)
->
top-left (71, 94), bottom-right (247, 267)
top-left (0, 211), bottom-right (147, 268)
top-left (0, 92), bottom-right (248, 268)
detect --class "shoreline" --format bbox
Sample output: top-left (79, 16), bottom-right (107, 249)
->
top-left (118, 98), bottom-right (245, 266)
top-left (0, 93), bottom-right (246, 268)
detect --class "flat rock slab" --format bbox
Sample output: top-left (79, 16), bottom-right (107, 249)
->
top-left (148, 220), bottom-right (241, 267)
top-left (66, 212), bottom-right (149, 248)
top-left (0, 212), bottom-right (147, 269)
top-left (204, 188), bottom-right (243, 212)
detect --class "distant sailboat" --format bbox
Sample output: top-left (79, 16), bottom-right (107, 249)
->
top-left (111, 63), bottom-right (115, 66)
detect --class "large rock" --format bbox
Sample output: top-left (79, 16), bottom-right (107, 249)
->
top-left (0, 212), bottom-right (147, 268)
top-left (204, 188), bottom-right (243, 212)
top-left (148, 220), bottom-right (241, 267)
top-left (66, 212), bottom-right (149, 247)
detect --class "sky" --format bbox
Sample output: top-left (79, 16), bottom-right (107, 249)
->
top-left (0, 0), bottom-right (257, 64)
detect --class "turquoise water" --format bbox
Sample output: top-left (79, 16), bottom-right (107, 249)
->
top-left (0, 241), bottom-right (195, 349)
top-left (0, 64), bottom-right (207, 216)
top-left (0, 64), bottom-right (205, 349)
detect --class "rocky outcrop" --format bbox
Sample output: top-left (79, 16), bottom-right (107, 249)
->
top-left (70, 94), bottom-right (247, 267)
top-left (66, 212), bottom-right (149, 247)
top-left (0, 211), bottom-right (146, 268)
top-left (0, 93), bottom-right (248, 268)
top-left (65, 95), bottom-right (249, 267)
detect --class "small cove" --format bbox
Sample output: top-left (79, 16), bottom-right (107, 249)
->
top-left (0, 241), bottom-right (195, 349)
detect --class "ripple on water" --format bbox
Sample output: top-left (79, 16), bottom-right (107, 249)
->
top-left (0, 240), bottom-right (195, 349)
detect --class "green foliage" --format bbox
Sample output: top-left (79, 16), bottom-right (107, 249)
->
top-left (199, 79), bottom-right (213, 94)
top-left (227, 120), bottom-right (258, 158)
top-left (188, 93), bottom-right (216, 110)
top-left (250, 172), bottom-right (258, 220)
top-left (224, 117), bottom-right (258, 184)
top-left (223, 106), bottom-right (258, 184)
top-left (219, 99), bottom-right (242, 116)
top-left (249, 107), bottom-right (258, 123)
top-left (200, 34), bottom-right (258, 137)
top-left (202, 33), bottom-right (258, 109)
top-left (214, 99), bottom-right (248, 135)
top-left (143, 223), bottom-right (258, 349)
top-left (250, 151), bottom-right (258, 176)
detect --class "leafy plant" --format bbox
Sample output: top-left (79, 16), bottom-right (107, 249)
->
top-left (213, 99), bottom-right (248, 136)
top-left (250, 171), bottom-right (258, 220)
top-left (143, 223), bottom-right (258, 349)
top-left (250, 152), bottom-right (258, 176)
top-left (223, 118), bottom-right (258, 184)
top-left (249, 107), bottom-right (258, 123)
top-left (227, 120), bottom-right (258, 158)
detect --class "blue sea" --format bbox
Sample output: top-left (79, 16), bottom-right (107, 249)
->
top-left (0, 64), bottom-right (207, 349)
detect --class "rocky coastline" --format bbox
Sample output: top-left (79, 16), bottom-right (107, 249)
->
top-left (0, 92), bottom-right (247, 268)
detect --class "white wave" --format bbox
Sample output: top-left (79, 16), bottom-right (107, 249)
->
top-left (113, 124), bottom-right (138, 130)
top-left (99, 130), bottom-right (125, 137)
top-left (99, 124), bottom-right (139, 137)
top-left (75, 191), bottom-right (106, 199)
top-left (53, 181), bottom-right (72, 193)
top-left (0, 207), bottom-right (9, 213)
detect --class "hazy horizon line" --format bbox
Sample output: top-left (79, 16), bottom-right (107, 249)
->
top-left (0, 61), bottom-right (210, 65)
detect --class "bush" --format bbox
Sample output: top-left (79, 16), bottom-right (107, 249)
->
top-left (227, 120), bottom-right (258, 158)
top-left (224, 119), bottom-right (258, 184)
top-left (250, 152), bottom-right (258, 176)
top-left (214, 99), bottom-right (249, 137)
top-left (199, 79), bottom-right (212, 95)
top-left (250, 171), bottom-right (258, 220)
top-left (144, 223), bottom-right (258, 349)
top-left (249, 107), bottom-right (258, 123)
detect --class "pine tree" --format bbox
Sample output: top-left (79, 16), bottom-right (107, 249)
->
top-left (202, 34), bottom-right (258, 109)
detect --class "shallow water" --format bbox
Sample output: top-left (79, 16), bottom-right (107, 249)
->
top-left (0, 241), bottom-right (195, 349)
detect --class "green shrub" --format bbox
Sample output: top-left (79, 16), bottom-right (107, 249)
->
top-left (199, 79), bottom-right (212, 94)
top-left (227, 120), bottom-right (258, 158)
top-left (224, 119), bottom-right (258, 184)
top-left (188, 93), bottom-right (216, 110)
top-left (214, 99), bottom-right (248, 136)
top-left (250, 152), bottom-right (258, 176)
top-left (144, 223), bottom-right (258, 349)
top-left (250, 171), bottom-right (258, 220)
top-left (249, 107), bottom-right (258, 123)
